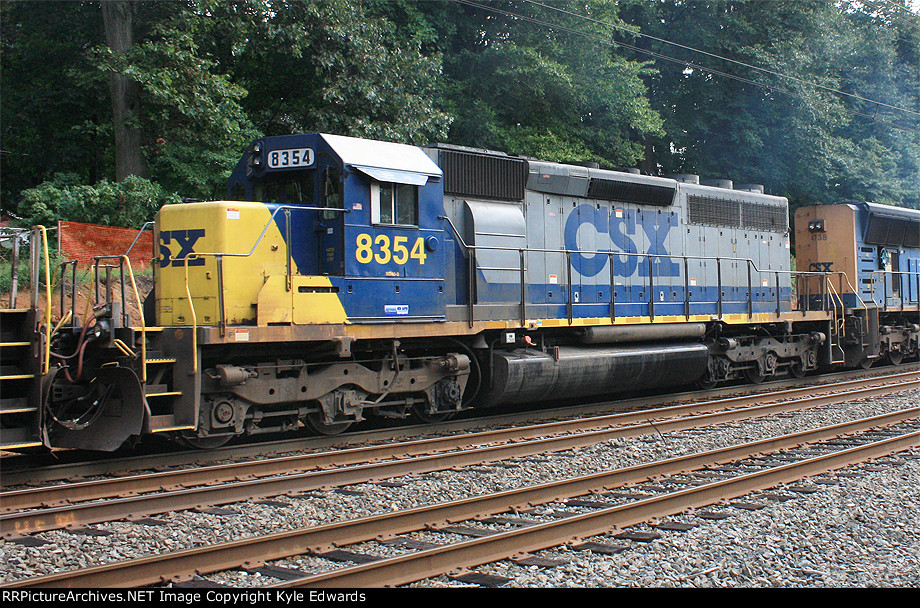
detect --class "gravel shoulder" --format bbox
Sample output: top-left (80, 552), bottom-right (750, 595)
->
top-left (2, 388), bottom-right (918, 588)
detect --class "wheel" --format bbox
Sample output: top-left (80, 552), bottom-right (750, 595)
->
top-left (744, 367), bottom-right (766, 384)
top-left (694, 373), bottom-right (718, 390)
top-left (788, 361), bottom-right (807, 378)
top-left (305, 412), bottom-right (353, 436)
top-left (859, 357), bottom-right (874, 369)
top-left (412, 402), bottom-right (454, 424)
top-left (887, 348), bottom-right (904, 366)
top-left (178, 434), bottom-right (232, 449)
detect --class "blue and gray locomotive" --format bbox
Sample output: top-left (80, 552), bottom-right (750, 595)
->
top-left (1, 133), bottom-right (918, 451)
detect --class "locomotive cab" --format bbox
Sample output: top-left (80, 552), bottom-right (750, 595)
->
top-left (795, 201), bottom-right (920, 367)
top-left (157, 134), bottom-right (452, 328)
top-left (222, 133), bottom-right (449, 324)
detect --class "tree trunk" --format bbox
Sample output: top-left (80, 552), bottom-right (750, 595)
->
top-left (101, 0), bottom-right (147, 181)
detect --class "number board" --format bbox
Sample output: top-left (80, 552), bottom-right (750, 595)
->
top-left (355, 233), bottom-right (427, 266)
top-left (267, 148), bottom-right (315, 169)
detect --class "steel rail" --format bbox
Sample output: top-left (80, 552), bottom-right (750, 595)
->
top-left (3, 406), bottom-right (918, 588)
top-left (3, 372), bottom-right (918, 514)
top-left (1, 380), bottom-right (917, 537)
top-left (3, 365), bottom-right (916, 487)
top-left (275, 429), bottom-right (920, 588)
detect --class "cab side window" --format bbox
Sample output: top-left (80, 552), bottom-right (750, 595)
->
top-left (322, 167), bottom-right (342, 219)
top-left (372, 182), bottom-right (418, 226)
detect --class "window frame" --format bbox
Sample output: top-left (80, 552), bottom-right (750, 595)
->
top-left (370, 181), bottom-right (419, 227)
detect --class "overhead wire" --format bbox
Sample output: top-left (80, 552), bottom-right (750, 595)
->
top-left (451, 0), bottom-right (920, 133)
top-left (855, 0), bottom-right (920, 31)
top-left (522, 0), bottom-right (920, 119)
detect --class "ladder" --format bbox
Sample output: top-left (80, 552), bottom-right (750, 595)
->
top-left (0, 228), bottom-right (50, 450)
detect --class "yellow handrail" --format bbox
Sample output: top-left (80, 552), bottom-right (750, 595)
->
top-left (91, 254), bottom-right (148, 382)
top-left (121, 255), bottom-right (147, 381)
top-left (36, 226), bottom-right (52, 375)
top-left (183, 258), bottom-right (198, 375)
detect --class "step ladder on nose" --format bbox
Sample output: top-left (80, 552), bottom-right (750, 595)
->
top-left (0, 308), bottom-right (43, 450)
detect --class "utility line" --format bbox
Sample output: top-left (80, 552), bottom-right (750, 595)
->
top-left (856, 0), bottom-right (920, 31)
top-left (452, 0), bottom-right (919, 132)
top-left (522, 0), bottom-right (920, 118)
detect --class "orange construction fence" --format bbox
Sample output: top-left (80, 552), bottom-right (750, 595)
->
top-left (58, 221), bottom-right (154, 269)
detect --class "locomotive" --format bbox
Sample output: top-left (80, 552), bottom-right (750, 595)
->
top-left (1, 133), bottom-right (918, 451)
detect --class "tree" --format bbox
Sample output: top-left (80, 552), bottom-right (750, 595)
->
top-left (187, 0), bottom-right (451, 145)
top-left (416, 0), bottom-right (663, 166)
top-left (0, 1), bottom-right (107, 204)
top-left (617, 0), bottom-right (920, 209)
top-left (101, 0), bottom-right (148, 181)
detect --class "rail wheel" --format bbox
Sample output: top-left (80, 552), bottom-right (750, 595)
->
top-left (412, 402), bottom-right (454, 424)
top-left (694, 374), bottom-right (717, 390)
top-left (744, 367), bottom-right (766, 384)
top-left (305, 412), bottom-right (353, 436)
top-left (178, 434), bottom-right (233, 449)
top-left (886, 347), bottom-right (904, 366)
top-left (788, 360), bottom-right (807, 378)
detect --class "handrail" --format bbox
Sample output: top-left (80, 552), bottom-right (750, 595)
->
top-left (36, 227), bottom-right (52, 374)
top-left (171, 205), bottom-right (346, 365)
top-left (183, 258), bottom-right (197, 375)
top-left (823, 275), bottom-right (846, 363)
top-left (442, 215), bottom-right (837, 321)
top-left (868, 269), bottom-right (920, 310)
top-left (123, 221), bottom-right (155, 258)
top-left (92, 254), bottom-right (147, 382)
top-left (440, 215), bottom-right (824, 279)
top-left (840, 272), bottom-right (871, 311)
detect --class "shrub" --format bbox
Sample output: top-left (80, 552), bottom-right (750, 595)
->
top-left (16, 174), bottom-right (181, 229)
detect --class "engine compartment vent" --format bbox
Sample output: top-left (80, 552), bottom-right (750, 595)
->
top-left (439, 149), bottom-right (527, 202)
top-left (587, 178), bottom-right (676, 206)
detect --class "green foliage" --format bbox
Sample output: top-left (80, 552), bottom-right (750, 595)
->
top-left (190, 0), bottom-right (451, 144)
top-left (88, 6), bottom-right (260, 199)
top-left (0, 245), bottom-right (64, 296)
top-left (1, 0), bottom-right (917, 214)
top-left (426, 0), bottom-right (662, 165)
top-left (0, 1), bottom-right (109, 205)
top-left (16, 173), bottom-right (180, 229)
top-left (619, 0), bottom-right (919, 209)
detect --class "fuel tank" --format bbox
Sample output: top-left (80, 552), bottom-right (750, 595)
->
top-left (479, 342), bottom-right (709, 407)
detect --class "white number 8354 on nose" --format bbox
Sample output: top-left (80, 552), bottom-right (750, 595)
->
top-left (268, 148), bottom-right (314, 168)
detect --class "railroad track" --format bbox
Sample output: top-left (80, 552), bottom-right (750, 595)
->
top-left (3, 402), bottom-right (918, 588)
top-left (3, 364), bottom-right (917, 487)
top-left (1, 371), bottom-right (918, 538)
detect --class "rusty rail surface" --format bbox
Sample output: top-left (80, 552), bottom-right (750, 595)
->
top-left (3, 365), bottom-right (916, 487)
top-left (278, 430), bottom-right (920, 588)
top-left (3, 370), bottom-right (918, 515)
top-left (3, 406), bottom-right (918, 588)
top-left (2, 378), bottom-right (918, 537)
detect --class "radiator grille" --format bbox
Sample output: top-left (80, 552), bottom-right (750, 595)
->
top-left (688, 194), bottom-right (787, 232)
top-left (440, 150), bottom-right (527, 201)
top-left (687, 195), bottom-right (741, 226)
top-left (865, 215), bottom-right (920, 247)
top-left (587, 178), bottom-right (675, 206)
top-left (741, 202), bottom-right (787, 231)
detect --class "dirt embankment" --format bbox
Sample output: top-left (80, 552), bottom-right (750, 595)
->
top-left (2, 274), bottom-right (153, 326)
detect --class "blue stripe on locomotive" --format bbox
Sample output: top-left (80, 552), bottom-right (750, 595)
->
top-left (846, 201), bottom-right (920, 309)
top-left (232, 133), bottom-right (794, 324)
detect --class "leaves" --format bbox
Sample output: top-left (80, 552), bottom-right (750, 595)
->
top-left (17, 173), bottom-right (180, 228)
top-left (1, 0), bottom-right (917, 216)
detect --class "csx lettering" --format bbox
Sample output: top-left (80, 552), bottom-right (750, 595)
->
top-left (159, 229), bottom-right (206, 267)
top-left (564, 204), bottom-right (679, 278)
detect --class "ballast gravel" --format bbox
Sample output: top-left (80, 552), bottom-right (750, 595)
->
top-left (1, 387), bottom-right (918, 588)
